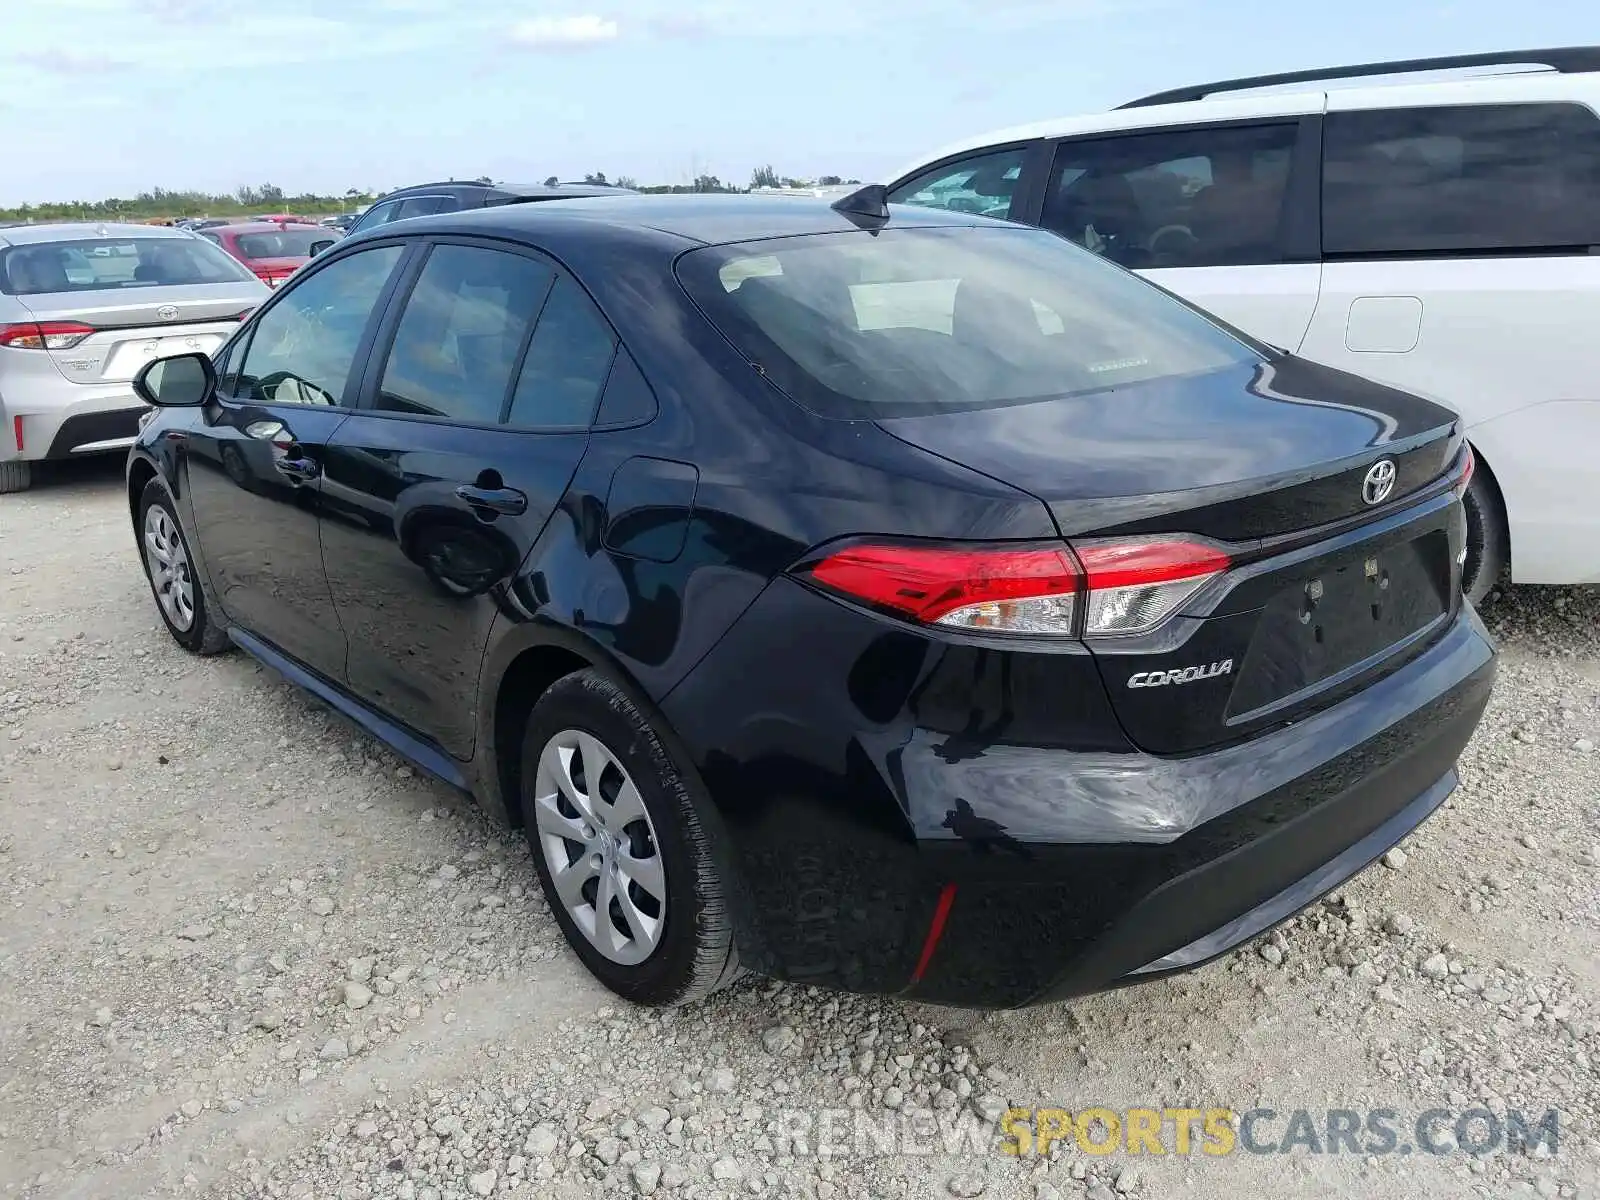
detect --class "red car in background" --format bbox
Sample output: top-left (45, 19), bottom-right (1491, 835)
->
top-left (197, 221), bottom-right (333, 288)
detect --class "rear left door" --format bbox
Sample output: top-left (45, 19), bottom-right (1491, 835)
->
top-left (318, 238), bottom-right (617, 758)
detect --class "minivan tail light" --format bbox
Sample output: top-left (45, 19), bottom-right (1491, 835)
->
top-left (1073, 538), bottom-right (1231, 637)
top-left (0, 321), bottom-right (96, 350)
top-left (804, 543), bottom-right (1082, 635)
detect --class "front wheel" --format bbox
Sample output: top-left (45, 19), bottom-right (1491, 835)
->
top-left (138, 480), bottom-right (231, 654)
top-left (521, 669), bottom-right (741, 1005)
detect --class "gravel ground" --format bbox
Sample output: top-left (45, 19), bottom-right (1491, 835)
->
top-left (2, 458), bottom-right (1597, 1200)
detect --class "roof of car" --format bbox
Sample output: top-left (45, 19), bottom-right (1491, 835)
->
top-left (887, 57), bottom-right (1600, 184)
top-left (0, 221), bottom-right (199, 247)
top-left (382, 193), bottom-right (999, 248)
top-left (212, 221), bottom-right (328, 234)
top-left (375, 180), bottom-right (637, 201)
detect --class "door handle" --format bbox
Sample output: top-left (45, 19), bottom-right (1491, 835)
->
top-left (274, 455), bottom-right (320, 482)
top-left (455, 484), bottom-right (528, 517)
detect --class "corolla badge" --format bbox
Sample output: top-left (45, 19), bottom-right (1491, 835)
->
top-left (157, 304), bottom-right (179, 321)
top-left (1128, 659), bottom-right (1234, 688)
top-left (1362, 459), bottom-right (1397, 506)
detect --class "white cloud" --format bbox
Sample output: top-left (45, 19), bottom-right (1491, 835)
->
top-left (508, 15), bottom-right (621, 49)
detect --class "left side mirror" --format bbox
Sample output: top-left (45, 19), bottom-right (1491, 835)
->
top-left (134, 351), bottom-right (216, 408)
top-left (309, 239), bottom-right (336, 257)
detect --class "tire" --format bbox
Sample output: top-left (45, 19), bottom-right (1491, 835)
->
top-left (1461, 461), bottom-right (1509, 608)
top-left (0, 460), bottom-right (31, 494)
top-left (138, 479), bottom-right (232, 655)
top-left (521, 669), bottom-right (741, 1006)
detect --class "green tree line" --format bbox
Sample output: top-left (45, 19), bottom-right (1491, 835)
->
top-left (1, 171), bottom-right (864, 223)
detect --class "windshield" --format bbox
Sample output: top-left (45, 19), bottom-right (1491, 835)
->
top-left (0, 236), bottom-right (256, 295)
top-left (677, 225), bottom-right (1261, 418)
top-left (234, 229), bottom-right (327, 259)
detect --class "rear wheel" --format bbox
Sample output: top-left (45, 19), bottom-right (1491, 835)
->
top-left (521, 669), bottom-right (740, 1005)
top-left (1461, 462), bottom-right (1509, 607)
top-left (139, 480), bottom-right (231, 655)
top-left (0, 461), bottom-right (31, 494)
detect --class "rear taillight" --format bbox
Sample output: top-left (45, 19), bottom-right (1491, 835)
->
top-left (805, 543), bottom-right (1081, 635)
top-left (1073, 538), bottom-right (1231, 637)
top-left (799, 537), bottom-right (1230, 639)
top-left (0, 321), bottom-right (95, 350)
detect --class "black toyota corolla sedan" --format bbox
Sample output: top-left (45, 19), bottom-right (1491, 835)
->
top-left (125, 190), bottom-right (1494, 1008)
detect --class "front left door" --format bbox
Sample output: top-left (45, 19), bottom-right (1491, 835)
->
top-left (184, 242), bottom-right (408, 676)
top-left (318, 240), bottom-right (616, 758)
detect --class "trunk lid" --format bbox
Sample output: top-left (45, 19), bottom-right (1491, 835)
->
top-left (18, 283), bottom-right (263, 384)
top-left (873, 357), bottom-right (1461, 540)
top-left (876, 355), bottom-right (1466, 754)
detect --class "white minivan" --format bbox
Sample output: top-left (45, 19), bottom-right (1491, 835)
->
top-left (886, 47), bottom-right (1600, 603)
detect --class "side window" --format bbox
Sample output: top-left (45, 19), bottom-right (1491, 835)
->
top-left (212, 333), bottom-right (244, 396)
top-left (1322, 103), bottom-right (1600, 256)
top-left (887, 147), bottom-right (1027, 219)
top-left (396, 196), bottom-right (453, 221)
top-left (593, 346), bottom-right (657, 427)
top-left (1041, 123), bottom-right (1299, 269)
top-left (234, 245), bottom-right (403, 407)
top-left (507, 275), bottom-right (618, 429)
top-left (199, 231), bottom-right (223, 246)
top-left (375, 244), bottom-right (555, 424)
top-left (350, 200), bottom-right (401, 234)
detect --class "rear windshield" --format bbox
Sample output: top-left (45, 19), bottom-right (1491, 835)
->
top-left (234, 229), bottom-right (327, 259)
top-left (0, 236), bottom-right (255, 296)
top-left (677, 225), bottom-right (1259, 418)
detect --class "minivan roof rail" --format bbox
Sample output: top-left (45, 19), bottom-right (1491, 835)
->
top-left (1116, 46), bottom-right (1600, 109)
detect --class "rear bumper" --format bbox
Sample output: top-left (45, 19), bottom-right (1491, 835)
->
top-left (662, 578), bottom-right (1496, 1006)
top-left (1, 379), bottom-right (144, 461)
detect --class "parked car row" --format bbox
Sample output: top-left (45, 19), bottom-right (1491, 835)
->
top-left (5, 46), bottom-right (1593, 1010)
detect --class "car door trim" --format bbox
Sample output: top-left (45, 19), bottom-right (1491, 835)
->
top-left (228, 625), bottom-right (472, 791)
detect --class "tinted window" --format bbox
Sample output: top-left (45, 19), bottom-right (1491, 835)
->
top-left (888, 147), bottom-right (1026, 220)
top-left (397, 195), bottom-right (460, 220)
top-left (678, 226), bottom-right (1256, 419)
top-left (376, 245), bottom-right (555, 423)
top-left (1042, 123), bottom-right (1298, 268)
top-left (1322, 103), bottom-right (1600, 255)
top-left (234, 245), bottom-right (403, 407)
top-left (507, 275), bottom-right (617, 429)
top-left (0, 236), bottom-right (254, 295)
top-left (349, 200), bottom-right (401, 234)
top-left (594, 347), bottom-right (657, 426)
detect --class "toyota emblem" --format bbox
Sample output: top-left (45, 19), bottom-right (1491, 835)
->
top-left (1362, 459), bottom-right (1397, 506)
top-left (157, 304), bottom-right (179, 321)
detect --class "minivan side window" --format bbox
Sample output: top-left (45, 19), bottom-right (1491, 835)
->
top-left (233, 245), bottom-right (403, 407)
top-left (1322, 103), bottom-right (1600, 256)
top-left (1040, 123), bottom-right (1299, 270)
top-left (375, 244), bottom-right (555, 425)
top-left (886, 147), bottom-right (1027, 220)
